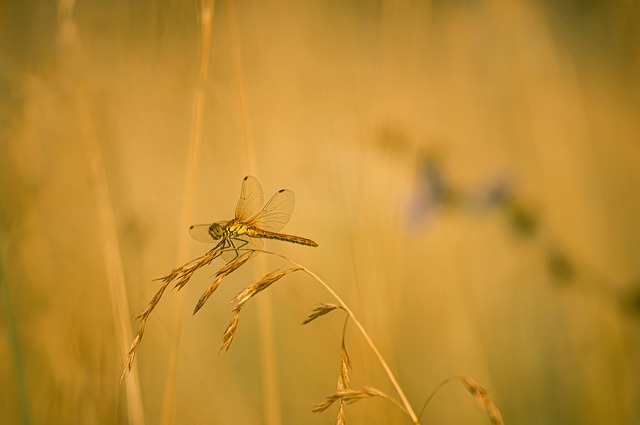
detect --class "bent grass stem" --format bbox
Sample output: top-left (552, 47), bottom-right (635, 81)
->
top-left (250, 249), bottom-right (420, 424)
top-left (125, 245), bottom-right (502, 424)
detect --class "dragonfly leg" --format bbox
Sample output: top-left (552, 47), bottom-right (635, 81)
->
top-left (228, 237), bottom-right (252, 260)
top-left (207, 238), bottom-right (227, 258)
top-left (234, 237), bottom-right (250, 250)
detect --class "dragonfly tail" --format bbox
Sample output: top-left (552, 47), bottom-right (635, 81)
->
top-left (253, 229), bottom-right (318, 247)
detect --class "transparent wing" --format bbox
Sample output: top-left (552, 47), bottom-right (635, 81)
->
top-left (189, 224), bottom-right (215, 243)
top-left (189, 221), bottom-right (227, 243)
top-left (235, 176), bottom-right (264, 222)
top-left (246, 189), bottom-right (295, 233)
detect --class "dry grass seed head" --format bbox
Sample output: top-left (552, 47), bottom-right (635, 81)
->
top-left (219, 267), bottom-right (301, 352)
top-left (419, 375), bottom-right (503, 424)
top-left (133, 280), bottom-right (170, 321)
top-left (121, 328), bottom-right (144, 380)
top-left (313, 387), bottom-right (400, 414)
top-left (172, 249), bottom-right (222, 290)
top-left (232, 267), bottom-right (302, 311)
top-left (123, 279), bottom-right (172, 378)
top-left (219, 311), bottom-right (241, 352)
top-left (337, 341), bottom-right (351, 390)
top-left (335, 342), bottom-right (351, 424)
top-left (193, 251), bottom-right (256, 315)
top-left (302, 303), bottom-right (343, 324)
top-left (123, 248), bottom-right (226, 378)
top-left (193, 274), bottom-right (225, 315)
top-left (456, 375), bottom-right (504, 425)
top-left (336, 405), bottom-right (346, 425)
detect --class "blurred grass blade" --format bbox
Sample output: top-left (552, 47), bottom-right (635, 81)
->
top-left (0, 218), bottom-right (32, 424)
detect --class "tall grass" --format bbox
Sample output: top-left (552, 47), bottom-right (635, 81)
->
top-left (157, 2), bottom-right (214, 424)
top-left (123, 242), bottom-right (503, 424)
top-left (0, 220), bottom-right (30, 425)
top-left (58, 1), bottom-right (145, 423)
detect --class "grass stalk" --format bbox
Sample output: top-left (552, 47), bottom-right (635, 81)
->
top-left (67, 15), bottom-right (147, 422)
top-left (252, 250), bottom-right (421, 424)
top-left (126, 244), bottom-right (503, 424)
top-left (226, 0), bottom-right (258, 173)
top-left (418, 376), bottom-right (503, 425)
top-left (225, 0), bottom-right (281, 423)
top-left (160, 2), bottom-right (215, 424)
top-left (299, 267), bottom-right (420, 423)
top-left (78, 91), bottom-right (146, 425)
top-left (79, 91), bottom-right (146, 425)
top-left (0, 218), bottom-right (32, 425)
top-left (53, 2), bottom-right (148, 423)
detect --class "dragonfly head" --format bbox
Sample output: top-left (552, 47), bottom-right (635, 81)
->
top-left (208, 223), bottom-right (224, 240)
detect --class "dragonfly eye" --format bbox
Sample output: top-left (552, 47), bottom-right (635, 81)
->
top-left (209, 223), bottom-right (224, 239)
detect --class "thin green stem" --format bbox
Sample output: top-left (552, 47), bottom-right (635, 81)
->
top-left (0, 220), bottom-right (31, 425)
top-left (418, 377), bottom-right (454, 420)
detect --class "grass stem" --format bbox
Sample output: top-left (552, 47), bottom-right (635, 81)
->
top-left (252, 249), bottom-right (421, 424)
top-left (160, 2), bottom-right (215, 424)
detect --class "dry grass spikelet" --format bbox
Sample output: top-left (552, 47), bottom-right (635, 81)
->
top-left (336, 404), bottom-right (346, 425)
top-left (122, 247), bottom-right (227, 378)
top-left (218, 267), bottom-right (303, 352)
top-left (122, 278), bottom-right (171, 379)
top-left (170, 248), bottom-right (222, 290)
top-left (335, 338), bottom-right (351, 424)
top-left (122, 327), bottom-right (146, 380)
top-left (337, 340), bottom-right (351, 391)
top-left (232, 267), bottom-right (302, 311)
top-left (122, 245), bottom-right (504, 425)
top-left (193, 251), bottom-right (256, 315)
top-left (313, 387), bottom-right (404, 415)
top-left (219, 311), bottom-right (241, 353)
top-left (302, 303), bottom-right (343, 324)
top-left (302, 302), bottom-right (352, 422)
top-left (456, 375), bottom-right (503, 425)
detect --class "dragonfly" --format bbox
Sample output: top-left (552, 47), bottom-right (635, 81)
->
top-left (189, 176), bottom-right (318, 261)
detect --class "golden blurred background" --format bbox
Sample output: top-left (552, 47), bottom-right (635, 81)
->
top-left (1, 0), bottom-right (639, 424)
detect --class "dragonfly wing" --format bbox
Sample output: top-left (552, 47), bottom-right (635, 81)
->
top-left (235, 176), bottom-right (264, 222)
top-left (189, 221), bottom-right (228, 243)
top-left (189, 224), bottom-right (214, 243)
top-left (246, 189), bottom-right (295, 233)
top-left (246, 236), bottom-right (264, 251)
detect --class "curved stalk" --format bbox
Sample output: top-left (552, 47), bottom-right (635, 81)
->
top-left (252, 249), bottom-right (420, 424)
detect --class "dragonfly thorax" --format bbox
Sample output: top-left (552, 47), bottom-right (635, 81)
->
top-left (208, 220), bottom-right (250, 240)
top-left (225, 220), bottom-right (250, 238)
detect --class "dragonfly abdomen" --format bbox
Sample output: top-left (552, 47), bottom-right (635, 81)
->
top-left (250, 228), bottom-right (318, 247)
